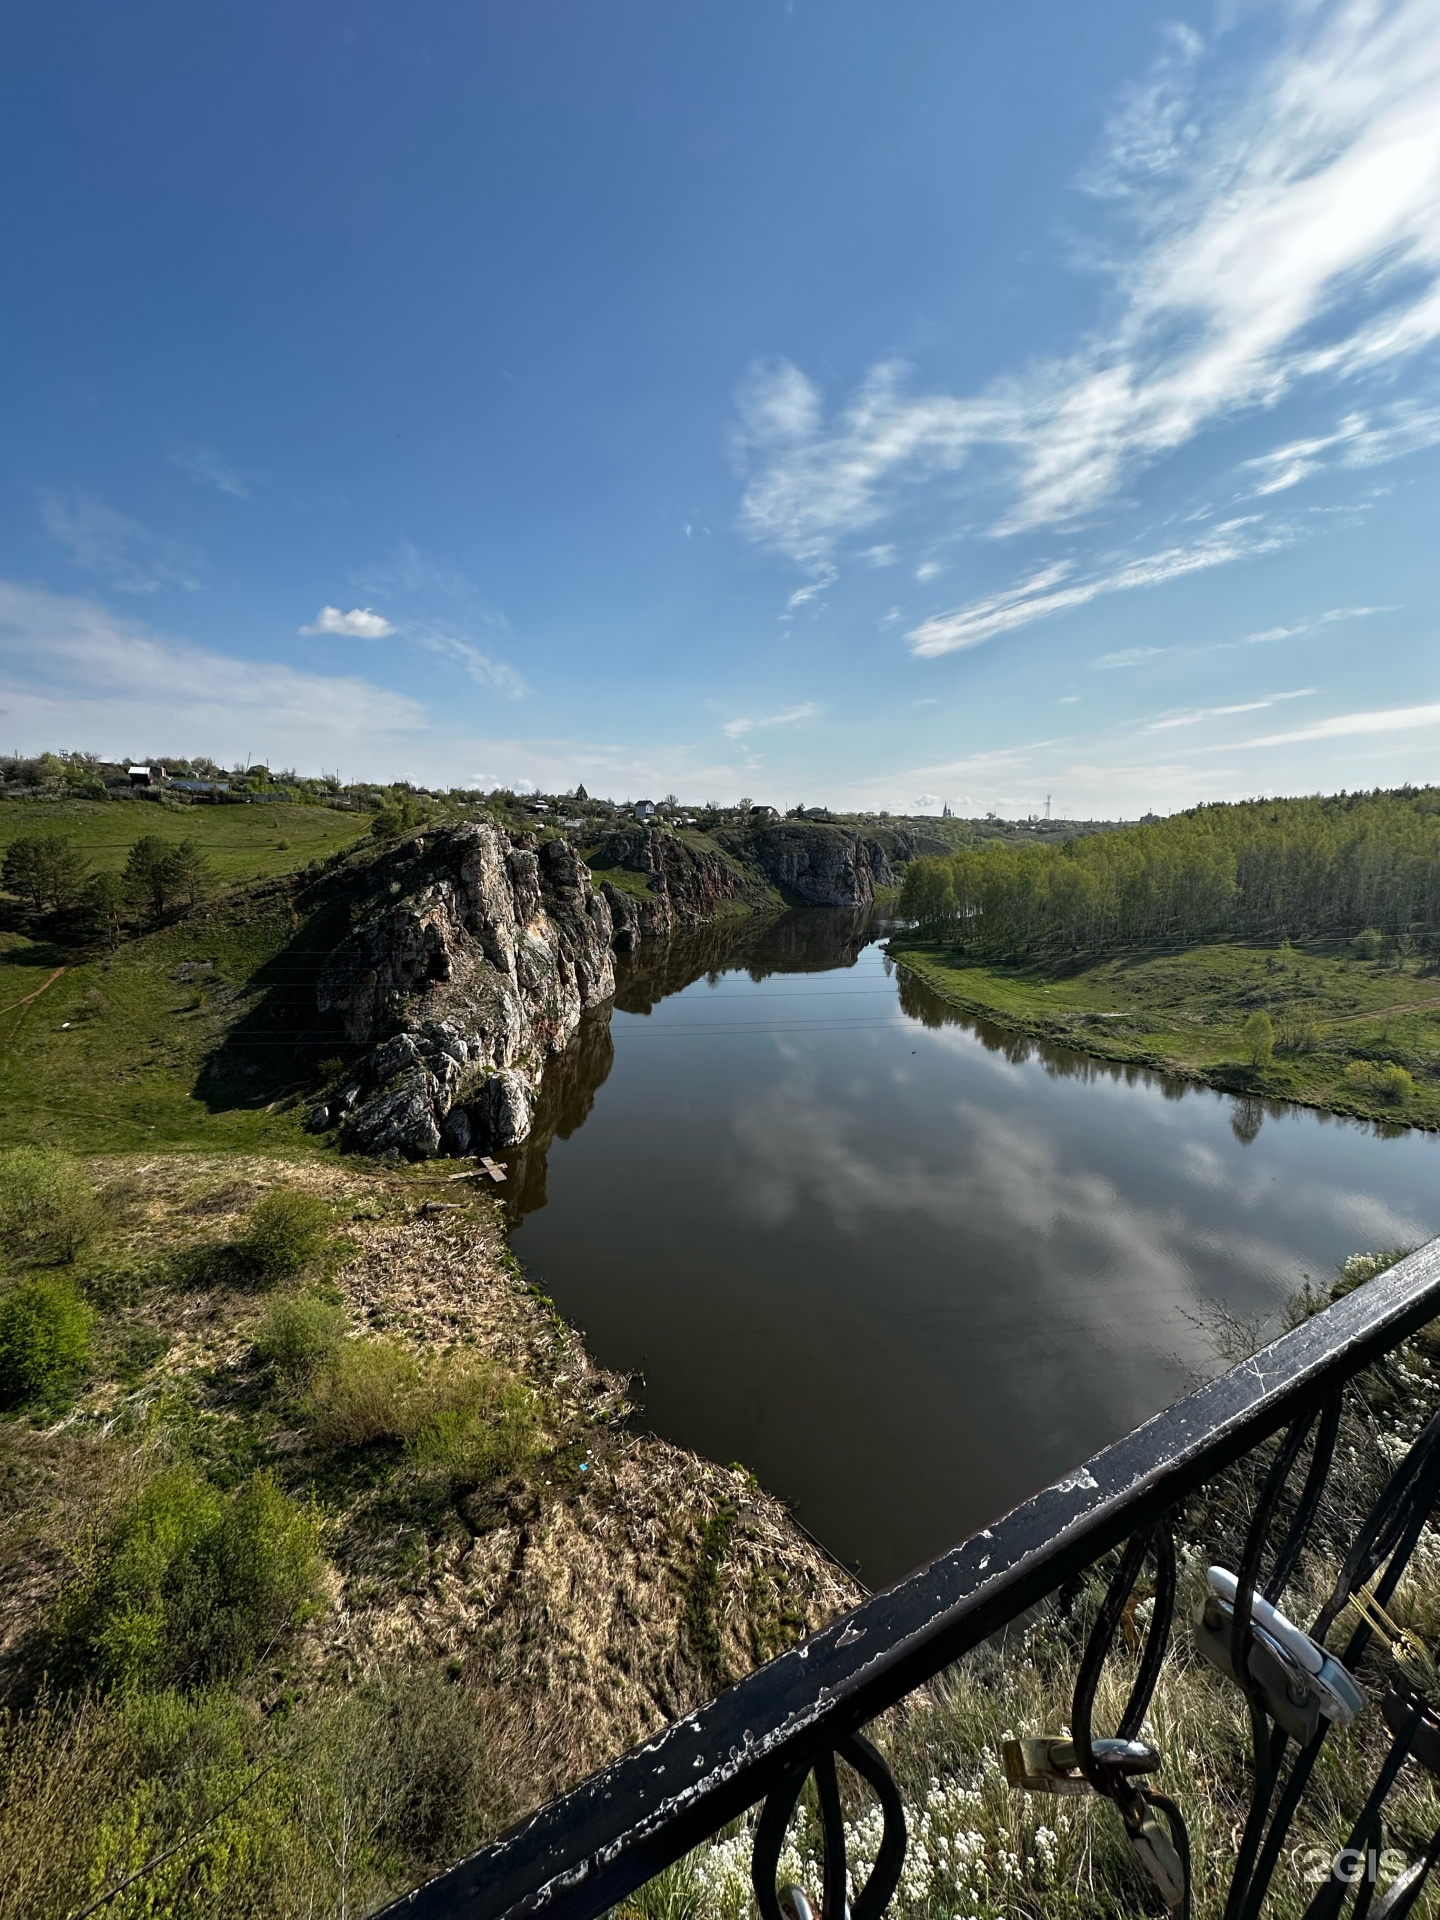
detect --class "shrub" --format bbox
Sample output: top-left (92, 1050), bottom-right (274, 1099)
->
top-left (252, 1293), bottom-right (348, 1376)
top-left (1241, 1009), bottom-right (1274, 1068)
top-left (304, 1337), bottom-right (424, 1446)
top-left (1276, 1008), bottom-right (1320, 1054)
top-left (0, 1665), bottom-right (506, 1920)
top-left (0, 1277), bottom-right (93, 1408)
top-left (1352, 926), bottom-right (1384, 960)
top-left (0, 1147), bottom-right (99, 1265)
top-left (52, 1467), bottom-right (325, 1692)
top-left (1345, 1058), bottom-right (1414, 1104)
top-left (410, 1375), bottom-right (541, 1491)
top-left (304, 1338), bottom-right (541, 1476)
top-left (1332, 1248), bottom-right (1411, 1297)
top-left (241, 1189), bottom-right (333, 1284)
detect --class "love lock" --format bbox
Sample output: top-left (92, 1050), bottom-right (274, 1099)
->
top-left (1003, 1734), bottom-right (1160, 1795)
top-left (1192, 1566), bottom-right (1364, 1743)
top-left (1122, 1795), bottom-right (1188, 1911)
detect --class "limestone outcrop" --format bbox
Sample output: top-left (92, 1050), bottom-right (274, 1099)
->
top-left (591, 828), bottom-right (764, 947)
top-left (312, 824), bottom-right (613, 1158)
top-left (721, 822), bottom-right (896, 910)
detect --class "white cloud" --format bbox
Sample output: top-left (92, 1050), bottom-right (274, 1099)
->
top-left (906, 518), bottom-right (1293, 656)
top-left (353, 541), bottom-right (525, 696)
top-left (785, 563), bottom-right (836, 612)
top-left (1092, 645), bottom-right (1168, 670)
top-left (1240, 404), bottom-right (1440, 495)
top-left (1243, 701), bottom-right (1440, 747)
top-left (301, 604), bottom-right (398, 639)
top-left (0, 582), bottom-right (424, 769)
top-left (860, 544), bottom-right (897, 567)
top-left (737, 0), bottom-right (1440, 596)
top-left (40, 489), bottom-right (203, 594)
top-left (408, 624), bottom-right (527, 697)
top-left (1145, 689), bottom-right (1316, 731)
top-left (169, 444), bottom-right (250, 498)
top-left (723, 702), bottom-right (821, 739)
top-left (0, 580), bottom-right (744, 796)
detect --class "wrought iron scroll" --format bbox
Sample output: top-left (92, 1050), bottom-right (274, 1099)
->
top-left (751, 1732), bottom-right (906, 1920)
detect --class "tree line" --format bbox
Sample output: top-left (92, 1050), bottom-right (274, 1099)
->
top-left (2, 833), bottom-right (216, 942)
top-left (897, 789), bottom-right (1440, 957)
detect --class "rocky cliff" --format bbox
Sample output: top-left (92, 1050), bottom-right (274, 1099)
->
top-left (588, 827), bottom-right (769, 947)
top-left (720, 821), bottom-right (897, 909)
top-left (309, 823), bottom-right (614, 1159)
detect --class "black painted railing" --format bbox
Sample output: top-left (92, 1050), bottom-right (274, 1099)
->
top-left (378, 1238), bottom-right (1440, 1920)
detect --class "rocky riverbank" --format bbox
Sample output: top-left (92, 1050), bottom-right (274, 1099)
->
top-left (0, 1152), bottom-right (861, 1916)
top-left (298, 817), bottom-right (900, 1164)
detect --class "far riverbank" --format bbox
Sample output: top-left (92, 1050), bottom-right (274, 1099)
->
top-left (887, 934), bottom-right (1440, 1132)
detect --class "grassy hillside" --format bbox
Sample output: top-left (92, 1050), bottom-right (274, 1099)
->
top-left (0, 798), bottom-right (376, 1155)
top-left (0, 794), bottom-right (369, 883)
top-left (892, 936), bottom-right (1440, 1128)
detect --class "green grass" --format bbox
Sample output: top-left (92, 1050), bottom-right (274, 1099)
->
top-left (0, 795), bottom-right (369, 886)
top-left (891, 935), bottom-right (1440, 1128)
top-left (0, 888), bottom-right (347, 1156)
top-left (0, 798), bottom-right (378, 1156)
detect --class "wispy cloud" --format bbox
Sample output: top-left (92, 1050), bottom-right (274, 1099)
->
top-left (169, 444), bottom-right (250, 498)
top-left (407, 624), bottom-right (527, 697)
top-left (906, 519), bottom-right (1292, 656)
top-left (354, 541), bottom-right (526, 697)
top-left (301, 605), bottom-right (397, 639)
top-left (723, 701), bottom-right (821, 739)
top-left (40, 489), bottom-right (203, 594)
top-left (1145, 689), bottom-right (1316, 731)
top-left (0, 581), bottom-right (424, 768)
top-left (1092, 646), bottom-right (1168, 670)
top-left (1240, 404), bottom-right (1440, 496)
top-left (1243, 701), bottom-right (1440, 748)
top-left (737, 0), bottom-right (1440, 610)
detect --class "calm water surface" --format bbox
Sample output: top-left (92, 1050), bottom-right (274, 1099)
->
top-left (506, 912), bottom-right (1439, 1588)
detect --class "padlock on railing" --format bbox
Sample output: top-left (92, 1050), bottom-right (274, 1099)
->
top-left (1192, 1566), bottom-right (1363, 1741)
top-left (1003, 1734), bottom-right (1160, 1795)
top-left (1121, 1793), bottom-right (1188, 1910)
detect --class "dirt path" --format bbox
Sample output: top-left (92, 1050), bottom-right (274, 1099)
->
top-left (0, 964), bottom-right (67, 1023)
top-left (1322, 996), bottom-right (1440, 1028)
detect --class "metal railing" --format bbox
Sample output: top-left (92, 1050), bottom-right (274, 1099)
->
top-left (378, 1238), bottom-right (1440, 1920)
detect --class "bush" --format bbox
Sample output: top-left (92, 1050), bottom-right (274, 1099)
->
top-left (1345, 1058), bottom-right (1414, 1104)
top-left (1241, 1009), bottom-right (1274, 1068)
top-left (252, 1293), bottom-right (348, 1376)
top-left (304, 1337), bottom-right (424, 1447)
top-left (0, 1665), bottom-right (506, 1920)
top-left (53, 1467), bottom-right (325, 1692)
top-left (1352, 927), bottom-right (1384, 960)
top-left (1275, 1008), bottom-right (1320, 1054)
top-left (304, 1338), bottom-right (541, 1478)
top-left (0, 1277), bottom-right (93, 1408)
top-left (241, 1189), bottom-right (333, 1284)
top-left (0, 1147), bottom-right (99, 1265)
top-left (410, 1375), bottom-right (541, 1491)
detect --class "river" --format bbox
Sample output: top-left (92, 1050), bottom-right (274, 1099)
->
top-left (505, 910), bottom-right (1440, 1590)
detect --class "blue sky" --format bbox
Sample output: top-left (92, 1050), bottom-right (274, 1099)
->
top-left (1, 0), bottom-right (1438, 815)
